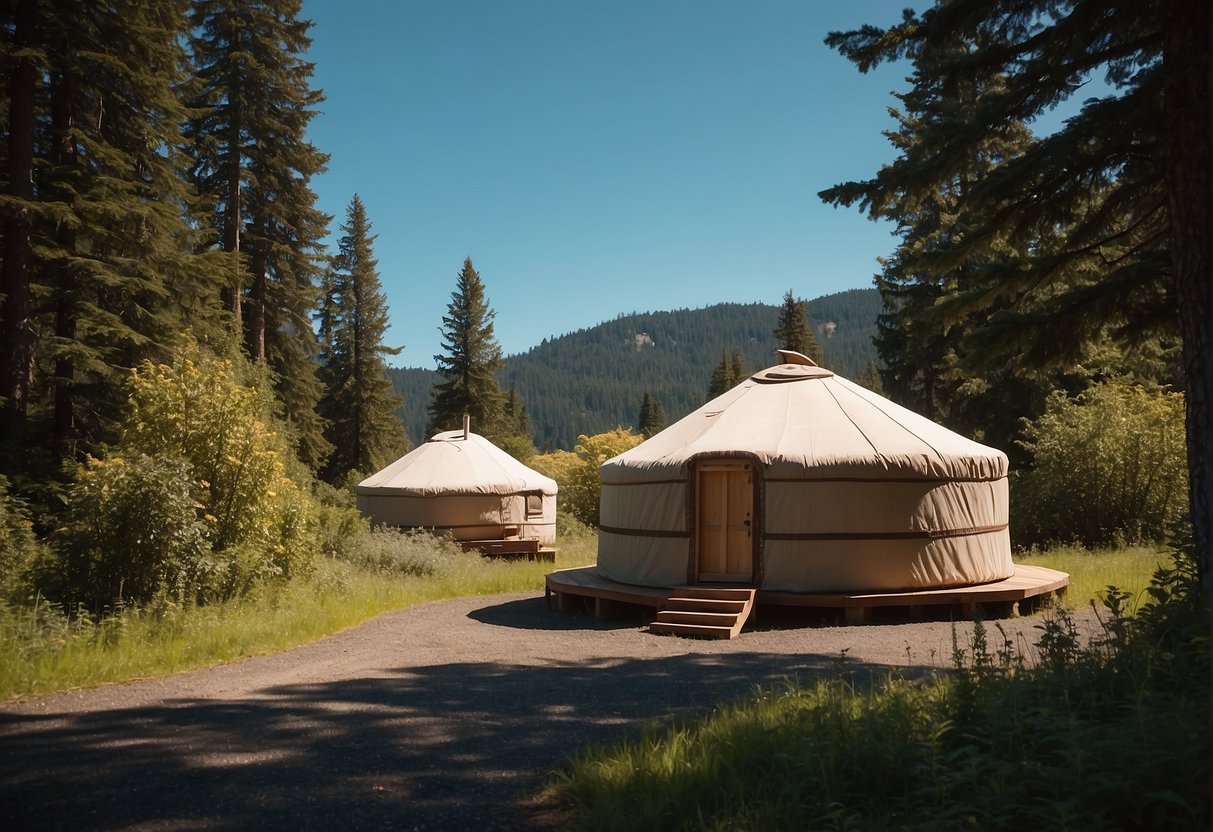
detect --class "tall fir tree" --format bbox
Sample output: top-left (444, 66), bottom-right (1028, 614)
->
top-left (774, 290), bottom-right (822, 364)
top-left (730, 350), bottom-right (747, 383)
top-left (429, 257), bottom-right (506, 438)
top-left (637, 389), bottom-right (667, 438)
top-left (186, 0), bottom-right (332, 470)
top-left (819, 0), bottom-right (1209, 578)
top-left (1, 0), bottom-right (222, 473)
top-left (708, 350), bottom-right (734, 398)
top-left (317, 195), bottom-right (408, 483)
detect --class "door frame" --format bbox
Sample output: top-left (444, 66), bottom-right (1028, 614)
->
top-left (688, 454), bottom-right (763, 585)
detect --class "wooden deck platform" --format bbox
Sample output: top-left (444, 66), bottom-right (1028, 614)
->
top-left (545, 564), bottom-right (1069, 625)
top-left (459, 538), bottom-right (556, 562)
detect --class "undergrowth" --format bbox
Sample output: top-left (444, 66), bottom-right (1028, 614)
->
top-left (0, 520), bottom-right (598, 700)
top-left (547, 549), bottom-right (1210, 831)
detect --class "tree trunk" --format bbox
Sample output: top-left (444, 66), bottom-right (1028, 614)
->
top-left (1162, 0), bottom-right (1212, 581)
top-left (0, 0), bottom-right (38, 458)
top-left (245, 222), bottom-right (266, 361)
top-left (50, 68), bottom-right (78, 460)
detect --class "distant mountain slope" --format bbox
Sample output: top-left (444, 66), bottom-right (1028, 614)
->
top-left (389, 287), bottom-right (881, 450)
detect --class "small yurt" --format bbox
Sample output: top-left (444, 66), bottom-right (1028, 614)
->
top-left (597, 351), bottom-right (1012, 593)
top-left (357, 426), bottom-right (557, 543)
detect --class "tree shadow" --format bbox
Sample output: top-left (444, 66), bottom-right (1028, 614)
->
top-left (0, 648), bottom-right (930, 831)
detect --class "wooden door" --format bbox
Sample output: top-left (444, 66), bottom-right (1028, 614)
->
top-left (695, 461), bottom-right (754, 583)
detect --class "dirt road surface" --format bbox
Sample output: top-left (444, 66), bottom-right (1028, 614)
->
top-left (0, 592), bottom-right (1092, 831)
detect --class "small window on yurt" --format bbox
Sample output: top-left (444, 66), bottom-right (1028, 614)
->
top-left (525, 492), bottom-right (544, 519)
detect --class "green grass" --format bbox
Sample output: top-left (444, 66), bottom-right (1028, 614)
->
top-left (0, 525), bottom-right (597, 701)
top-left (1015, 543), bottom-right (1168, 610)
top-left (546, 552), bottom-right (1210, 831)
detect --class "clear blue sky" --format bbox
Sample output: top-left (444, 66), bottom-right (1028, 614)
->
top-left (302, 1), bottom-right (916, 369)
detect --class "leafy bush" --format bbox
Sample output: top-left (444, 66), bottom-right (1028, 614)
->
top-left (1012, 379), bottom-right (1188, 547)
top-left (122, 339), bottom-right (316, 567)
top-left (530, 427), bottom-right (643, 526)
top-left (50, 455), bottom-right (211, 606)
top-left (341, 526), bottom-right (481, 578)
top-left (0, 475), bottom-right (49, 603)
top-left (44, 338), bottom-right (319, 607)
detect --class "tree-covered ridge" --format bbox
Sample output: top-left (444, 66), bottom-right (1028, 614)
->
top-left (389, 288), bottom-right (880, 450)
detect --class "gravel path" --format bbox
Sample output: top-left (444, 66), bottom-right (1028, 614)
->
top-left (0, 592), bottom-right (1097, 831)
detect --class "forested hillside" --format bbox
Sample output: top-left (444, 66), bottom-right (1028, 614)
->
top-left (389, 288), bottom-right (880, 449)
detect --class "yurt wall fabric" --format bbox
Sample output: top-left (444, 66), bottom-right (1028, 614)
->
top-left (357, 430), bottom-right (557, 543)
top-left (597, 359), bottom-right (1012, 593)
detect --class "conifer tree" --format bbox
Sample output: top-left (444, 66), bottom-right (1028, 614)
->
top-left (429, 258), bottom-right (506, 437)
top-left (820, 0), bottom-right (1210, 576)
top-left (186, 0), bottom-right (332, 468)
top-left (318, 196), bottom-right (407, 483)
top-left (708, 350), bottom-right (734, 398)
top-left (774, 290), bottom-right (822, 363)
top-left (730, 350), bottom-right (747, 383)
top-left (1, 0), bottom-right (222, 470)
top-left (637, 390), bottom-right (667, 438)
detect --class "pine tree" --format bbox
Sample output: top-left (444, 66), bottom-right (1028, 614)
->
top-left (317, 196), bottom-right (408, 483)
top-left (774, 290), bottom-right (822, 364)
top-left (429, 257), bottom-right (507, 438)
top-left (1, 0), bottom-right (222, 471)
top-left (730, 350), bottom-right (747, 383)
top-left (186, 0), bottom-right (332, 469)
top-left (708, 350), bottom-right (734, 398)
top-left (637, 390), bottom-right (667, 438)
top-left (820, 0), bottom-right (1210, 576)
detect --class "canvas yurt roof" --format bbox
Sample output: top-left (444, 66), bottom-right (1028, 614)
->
top-left (602, 351), bottom-right (1007, 484)
top-left (357, 429), bottom-right (557, 497)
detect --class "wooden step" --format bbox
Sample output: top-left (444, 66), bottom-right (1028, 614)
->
top-left (654, 610), bottom-right (738, 627)
top-left (649, 621), bottom-right (737, 639)
top-left (671, 587), bottom-right (754, 601)
top-left (664, 597), bottom-right (746, 614)
top-left (649, 587), bottom-right (756, 640)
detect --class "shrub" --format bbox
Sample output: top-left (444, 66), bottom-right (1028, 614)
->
top-left (341, 526), bottom-right (480, 578)
top-left (122, 339), bottom-right (316, 569)
top-left (51, 454), bottom-right (211, 606)
top-left (530, 428), bottom-right (643, 527)
top-left (43, 337), bottom-right (319, 607)
top-left (1012, 379), bottom-right (1188, 547)
top-left (0, 475), bottom-right (49, 603)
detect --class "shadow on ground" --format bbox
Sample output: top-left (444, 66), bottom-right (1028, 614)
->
top-left (0, 614), bottom-right (936, 831)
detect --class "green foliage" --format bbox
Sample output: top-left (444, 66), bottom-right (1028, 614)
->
top-left (42, 338), bottom-right (317, 608)
top-left (548, 551), bottom-right (1210, 831)
top-left (429, 257), bottom-right (508, 439)
top-left (51, 454), bottom-right (211, 607)
top-left (819, 1), bottom-right (1184, 463)
top-left (338, 527), bottom-right (482, 579)
top-left (773, 289), bottom-right (822, 363)
top-left (637, 390), bottom-right (667, 438)
top-left (530, 428), bottom-right (644, 526)
top-left (1013, 380), bottom-right (1188, 547)
top-left (0, 475), bottom-right (48, 603)
top-left (317, 195), bottom-right (409, 483)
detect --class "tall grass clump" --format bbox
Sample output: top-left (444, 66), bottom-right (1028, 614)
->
top-left (547, 549), bottom-right (1209, 831)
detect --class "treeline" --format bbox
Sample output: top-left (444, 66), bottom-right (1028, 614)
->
top-left (0, 2), bottom-right (406, 492)
top-left (390, 288), bottom-right (882, 450)
top-left (0, 2), bottom-right (415, 612)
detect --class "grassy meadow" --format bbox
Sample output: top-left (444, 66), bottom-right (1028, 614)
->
top-left (0, 527), bottom-right (1163, 703)
top-left (0, 522), bottom-right (597, 701)
top-left (546, 548), bottom-right (1208, 831)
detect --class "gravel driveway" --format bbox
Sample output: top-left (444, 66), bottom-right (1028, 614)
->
top-left (0, 592), bottom-right (1095, 831)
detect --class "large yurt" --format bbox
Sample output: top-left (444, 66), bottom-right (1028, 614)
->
top-left (597, 351), bottom-right (1012, 593)
top-left (357, 427), bottom-right (557, 543)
